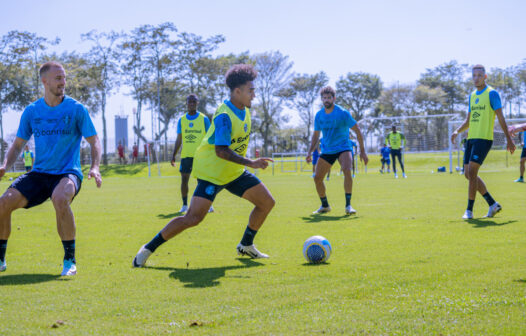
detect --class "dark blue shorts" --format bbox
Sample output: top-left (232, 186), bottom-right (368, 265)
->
top-left (319, 150), bottom-right (351, 165)
top-left (193, 170), bottom-right (261, 202)
top-left (312, 150), bottom-right (320, 165)
top-left (381, 158), bottom-right (390, 165)
top-left (8, 171), bottom-right (82, 209)
top-left (179, 157), bottom-right (194, 174)
top-left (390, 149), bottom-right (403, 161)
top-left (463, 139), bottom-right (493, 165)
top-left (521, 147), bottom-right (526, 159)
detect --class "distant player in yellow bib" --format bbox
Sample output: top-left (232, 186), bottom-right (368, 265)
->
top-left (451, 64), bottom-right (515, 219)
top-left (385, 125), bottom-right (406, 178)
top-left (171, 94), bottom-right (211, 213)
top-left (21, 145), bottom-right (34, 172)
top-left (133, 64), bottom-right (276, 267)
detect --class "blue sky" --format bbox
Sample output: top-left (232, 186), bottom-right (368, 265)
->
top-left (1, 0), bottom-right (525, 146)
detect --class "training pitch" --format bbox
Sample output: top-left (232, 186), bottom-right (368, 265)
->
top-left (0, 151), bottom-right (524, 335)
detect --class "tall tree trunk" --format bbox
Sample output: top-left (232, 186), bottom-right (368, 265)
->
top-left (101, 92), bottom-right (108, 165)
top-left (0, 112), bottom-right (4, 163)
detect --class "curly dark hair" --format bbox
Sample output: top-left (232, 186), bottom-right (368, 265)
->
top-left (320, 86), bottom-right (336, 97)
top-left (225, 64), bottom-right (257, 91)
top-left (186, 93), bottom-right (199, 101)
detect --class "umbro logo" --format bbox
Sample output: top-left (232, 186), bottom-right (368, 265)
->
top-left (472, 112), bottom-right (480, 119)
top-left (185, 134), bottom-right (197, 141)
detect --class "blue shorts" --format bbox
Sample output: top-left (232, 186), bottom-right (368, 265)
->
top-left (319, 150), bottom-right (351, 165)
top-left (381, 158), bottom-right (390, 165)
top-left (193, 170), bottom-right (261, 202)
top-left (521, 147), bottom-right (526, 159)
top-left (9, 171), bottom-right (81, 209)
top-left (463, 139), bottom-right (493, 165)
top-left (179, 157), bottom-right (193, 174)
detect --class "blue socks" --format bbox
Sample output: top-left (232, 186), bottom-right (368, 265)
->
top-left (482, 192), bottom-right (496, 206)
top-left (320, 197), bottom-right (329, 208)
top-left (182, 197), bottom-right (188, 206)
top-left (145, 232), bottom-right (166, 252)
top-left (467, 199), bottom-right (474, 211)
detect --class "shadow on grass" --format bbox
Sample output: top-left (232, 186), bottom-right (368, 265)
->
top-left (145, 258), bottom-right (263, 288)
top-left (513, 279), bottom-right (526, 284)
top-left (302, 262), bottom-right (330, 267)
top-left (157, 212), bottom-right (183, 219)
top-left (301, 214), bottom-right (359, 223)
top-left (467, 218), bottom-right (517, 228)
top-left (83, 164), bottom-right (146, 176)
top-left (0, 273), bottom-right (68, 286)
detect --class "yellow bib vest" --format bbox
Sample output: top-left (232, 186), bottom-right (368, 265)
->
top-left (192, 103), bottom-right (251, 185)
top-left (386, 132), bottom-right (404, 150)
top-left (23, 151), bottom-right (32, 166)
top-left (467, 86), bottom-right (496, 140)
top-left (180, 112), bottom-right (207, 158)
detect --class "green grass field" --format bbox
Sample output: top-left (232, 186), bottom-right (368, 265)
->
top-left (0, 150), bottom-right (525, 335)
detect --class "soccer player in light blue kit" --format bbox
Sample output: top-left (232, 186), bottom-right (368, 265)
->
top-left (306, 86), bottom-right (368, 215)
top-left (0, 61), bottom-right (102, 275)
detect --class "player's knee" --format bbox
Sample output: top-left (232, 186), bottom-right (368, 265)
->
top-left (262, 195), bottom-right (276, 212)
top-left (51, 193), bottom-right (72, 210)
top-left (313, 174), bottom-right (324, 183)
top-left (184, 212), bottom-right (204, 228)
top-left (0, 197), bottom-right (16, 215)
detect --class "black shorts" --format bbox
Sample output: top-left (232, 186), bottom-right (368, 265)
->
top-left (521, 147), bottom-right (526, 159)
top-left (25, 166), bottom-right (31, 172)
top-left (179, 157), bottom-right (194, 174)
top-left (463, 139), bottom-right (493, 165)
top-left (8, 172), bottom-right (82, 209)
top-left (390, 149), bottom-right (402, 161)
top-left (193, 170), bottom-right (261, 202)
top-left (319, 150), bottom-right (351, 165)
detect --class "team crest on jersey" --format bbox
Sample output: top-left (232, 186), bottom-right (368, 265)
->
top-left (244, 123), bottom-right (248, 133)
top-left (205, 185), bottom-right (215, 195)
top-left (63, 115), bottom-right (71, 124)
top-left (189, 122), bottom-right (194, 128)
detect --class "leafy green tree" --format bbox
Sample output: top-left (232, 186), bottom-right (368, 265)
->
top-left (418, 60), bottom-right (469, 113)
top-left (336, 72), bottom-right (382, 121)
top-left (254, 51), bottom-right (293, 156)
top-left (81, 30), bottom-right (121, 165)
top-left (279, 72), bottom-right (328, 147)
top-left (0, 31), bottom-right (34, 161)
top-left (487, 66), bottom-right (521, 118)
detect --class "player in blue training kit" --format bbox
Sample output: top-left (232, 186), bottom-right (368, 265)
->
top-left (514, 131), bottom-right (526, 182)
top-left (306, 86), bottom-right (369, 215)
top-left (0, 62), bottom-right (102, 275)
top-left (380, 144), bottom-right (391, 173)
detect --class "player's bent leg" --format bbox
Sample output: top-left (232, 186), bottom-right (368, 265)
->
top-left (242, 183), bottom-right (275, 231)
top-left (466, 162), bottom-right (481, 201)
top-left (313, 158), bottom-right (332, 214)
top-left (0, 188), bottom-right (28, 239)
top-left (51, 177), bottom-right (77, 241)
top-left (0, 189), bottom-right (28, 272)
top-left (161, 196), bottom-right (211, 240)
top-left (338, 152), bottom-right (356, 214)
top-left (51, 177), bottom-right (78, 276)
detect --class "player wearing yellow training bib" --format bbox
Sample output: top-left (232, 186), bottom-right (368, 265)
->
top-left (451, 64), bottom-right (515, 220)
top-left (134, 64), bottom-right (276, 268)
top-left (385, 125), bottom-right (406, 178)
top-left (21, 145), bottom-right (34, 172)
top-left (171, 94), bottom-right (210, 213)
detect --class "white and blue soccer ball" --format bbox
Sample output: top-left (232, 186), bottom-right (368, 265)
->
top-left (303, 235), bottom-right (331, 264)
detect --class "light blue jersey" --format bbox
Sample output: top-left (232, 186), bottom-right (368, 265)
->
top-left (16, 96), bottom-right (97, 180)
top-left (314, 104), bottom-right (357, 154)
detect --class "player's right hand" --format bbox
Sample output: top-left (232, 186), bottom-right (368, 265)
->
top-left (170, 159), bottom-right (176, 167)
top-left (250, 158), bottom-right (273, 169)
top-left (306, 153), bottom-right (312, 163)
top-left (450, 131), bottom-right (458, 144)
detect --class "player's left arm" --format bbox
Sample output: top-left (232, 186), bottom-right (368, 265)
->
top-left (495, 108), bottom-right (515, 154)
top-left (85, 135), bottom-right (102, 188)
top-left (351, 124), bottom-right (368, 165)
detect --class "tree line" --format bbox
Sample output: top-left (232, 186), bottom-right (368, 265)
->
top-left (1, 23), bottom-right (526, 162)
